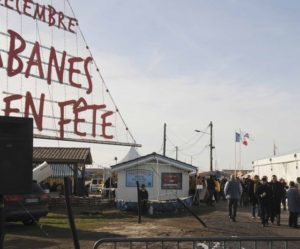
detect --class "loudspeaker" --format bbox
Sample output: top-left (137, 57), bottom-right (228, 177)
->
top-left (0, 116), bottom-right (33, 194)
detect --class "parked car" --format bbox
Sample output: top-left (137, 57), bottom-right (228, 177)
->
top-left (4, 182), bottom-right (49, 225)
top-left (90, 178), bottom-right (103, 193)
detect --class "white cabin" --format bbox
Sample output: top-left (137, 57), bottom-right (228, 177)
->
top-left (111, 152), bottom-right (197, 202)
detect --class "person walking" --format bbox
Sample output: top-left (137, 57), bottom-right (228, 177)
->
top-left (296, 177), bottom-right (300, 193)
top-left (206, 175), bottom-right (216, 206)
top-left (269, 175), bottom-right (285, 225)
top-left (214, 178), bottom-right (221, 202)
top-left (286, 181), bottom-right (300, 228)
top-left (256, 177), bottom-right (272, 227)
top-left (248, 175), bottom-right (261, 218)
top-left (244, 175), bottom-right (252, 205)
top-left (220, 178), bottom-right (228, 201)
top-left (280, 178), bottom-right (288, 211)
top-left (240, 178), bottom-right (248, 207)
top-left (224, 175), bottom-right (243, 222)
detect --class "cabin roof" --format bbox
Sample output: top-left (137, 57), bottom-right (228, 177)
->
top-left (111, 152), bottom-right (197, 172)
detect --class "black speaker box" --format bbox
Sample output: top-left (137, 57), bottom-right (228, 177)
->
top-left (0, 116), bottom-right (33, 194)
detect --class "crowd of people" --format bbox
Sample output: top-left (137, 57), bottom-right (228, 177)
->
top-left (191, 174), bottom-right (300, 228)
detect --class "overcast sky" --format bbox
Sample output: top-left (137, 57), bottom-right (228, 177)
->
top-left (36, 0), bottom-right (300, 171)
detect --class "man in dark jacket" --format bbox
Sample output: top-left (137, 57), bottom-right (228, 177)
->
top-left (139, 184), bottom-right (149, 214)
top-left (256, 177), bottom-right (272, 227)
top-left (269, 175), bottom-right (285, 225)
top-left (248, 175), bottom-right (261, 218)
top-left (206, 175), bottom-right (216, 206)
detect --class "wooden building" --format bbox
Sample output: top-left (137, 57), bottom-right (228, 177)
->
top-left (33, 147), bottom-right (93, 195)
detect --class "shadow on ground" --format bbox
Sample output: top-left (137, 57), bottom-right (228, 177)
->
top-left (4, 222), bottom-right (124, 249)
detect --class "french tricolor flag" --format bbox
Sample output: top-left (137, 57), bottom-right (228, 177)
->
top-left (242, 133), bottom-right (250, 146)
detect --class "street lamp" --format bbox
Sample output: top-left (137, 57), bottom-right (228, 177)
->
top-left (195, 121), bottom-right (215, 172)
top-left (195, 129), bottom-right (209, 134)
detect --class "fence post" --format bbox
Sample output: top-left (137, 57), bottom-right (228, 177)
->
top-left (136, 181), bottom-right (141, 224)
top-left (64, 177), bottom-right (80, 249)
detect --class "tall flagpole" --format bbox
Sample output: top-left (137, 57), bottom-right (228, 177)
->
top-left (234, 131), bottom-right (237, 176)
top-left (239, 129), bottom-right (242, 173)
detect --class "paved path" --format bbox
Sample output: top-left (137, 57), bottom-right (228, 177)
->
top-left (163, 201), bottom-right (300, 249)
top-left (196, 200), bottom-right (300, 237)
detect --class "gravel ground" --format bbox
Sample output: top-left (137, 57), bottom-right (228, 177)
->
top-left (3, 201), bottom-right (300, 249)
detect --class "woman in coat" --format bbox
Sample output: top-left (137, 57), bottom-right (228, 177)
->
top-left (286, 181), bottom-right (300, 228)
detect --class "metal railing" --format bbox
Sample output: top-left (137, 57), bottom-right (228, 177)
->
top-left (93, 236), bottom-right (300, 249)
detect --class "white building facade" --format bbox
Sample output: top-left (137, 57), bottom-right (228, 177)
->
top-left (252, 152), bottom-right (300, 182)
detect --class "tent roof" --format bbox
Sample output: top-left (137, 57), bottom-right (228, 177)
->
top-left (119, 147), bottom-right (141, 163)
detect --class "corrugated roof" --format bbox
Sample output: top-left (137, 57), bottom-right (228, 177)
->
top-left (33, 147), bottom-right (93, 164)
top-left (50, 164), bottom-right (81, 177)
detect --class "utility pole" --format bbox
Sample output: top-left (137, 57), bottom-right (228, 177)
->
top-left (209, 121), bottom-right (215, 172)
top-left (195, 122), bottom-right (215, 172)
top-left (175, 146), bottom-right (178, 160)
top-left (163, 123), bottom-right (166, 156)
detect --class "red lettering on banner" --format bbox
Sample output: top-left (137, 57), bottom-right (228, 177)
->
top-left (47, 47), bottom-right (66, 84)
top-left (91, 104), bottom-right (106, 137)
top-left (58, 11), bottom-right (67, 30)
top-left (0, 53), bottom-right (3, 68)
top-left (33, 4), bottom-right (46, 22)
top-left (4, 0), bottom-right (14, 10)
top-left (3, 94), bottom-right (22, 116)
top-left (48, 5), bottom-right (56, 27)
top-left (24, 92), bottom-right (45, 131)
top-left (58, 98), bottom-right (113, 139)
top-left (5, 29), bottom-right (93, 93)
top-left (73, 98), bottom-right (88, 137)
top-left (0, 16), bottom-right (117, 142)
top-left (23, 0), bottom-right (33, 17)
top-left (101, 111), bottom-right (113, 139)
top-left (58, 100), bottom-right (76, 138)
top-left (2, 1), bottom-right (77, 34)
top-left (7, 29), bottom-right (26, 77)
top-left (84, 57), bottom-right (93, 94)
top-left (2, 94), bottom-right (114, 140)
top-left (73, 98), bottom-right (106, 137)
top-left (2, 94), bottom-right (115, 139)
top-left (16, 0), bottom-right (21, 14)
top-left (68, 18), bottom-right (77, 33)
top-left (68, 57), bottom-right (83, 89)
top-left (25, 42), bottom-right (44, 79)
